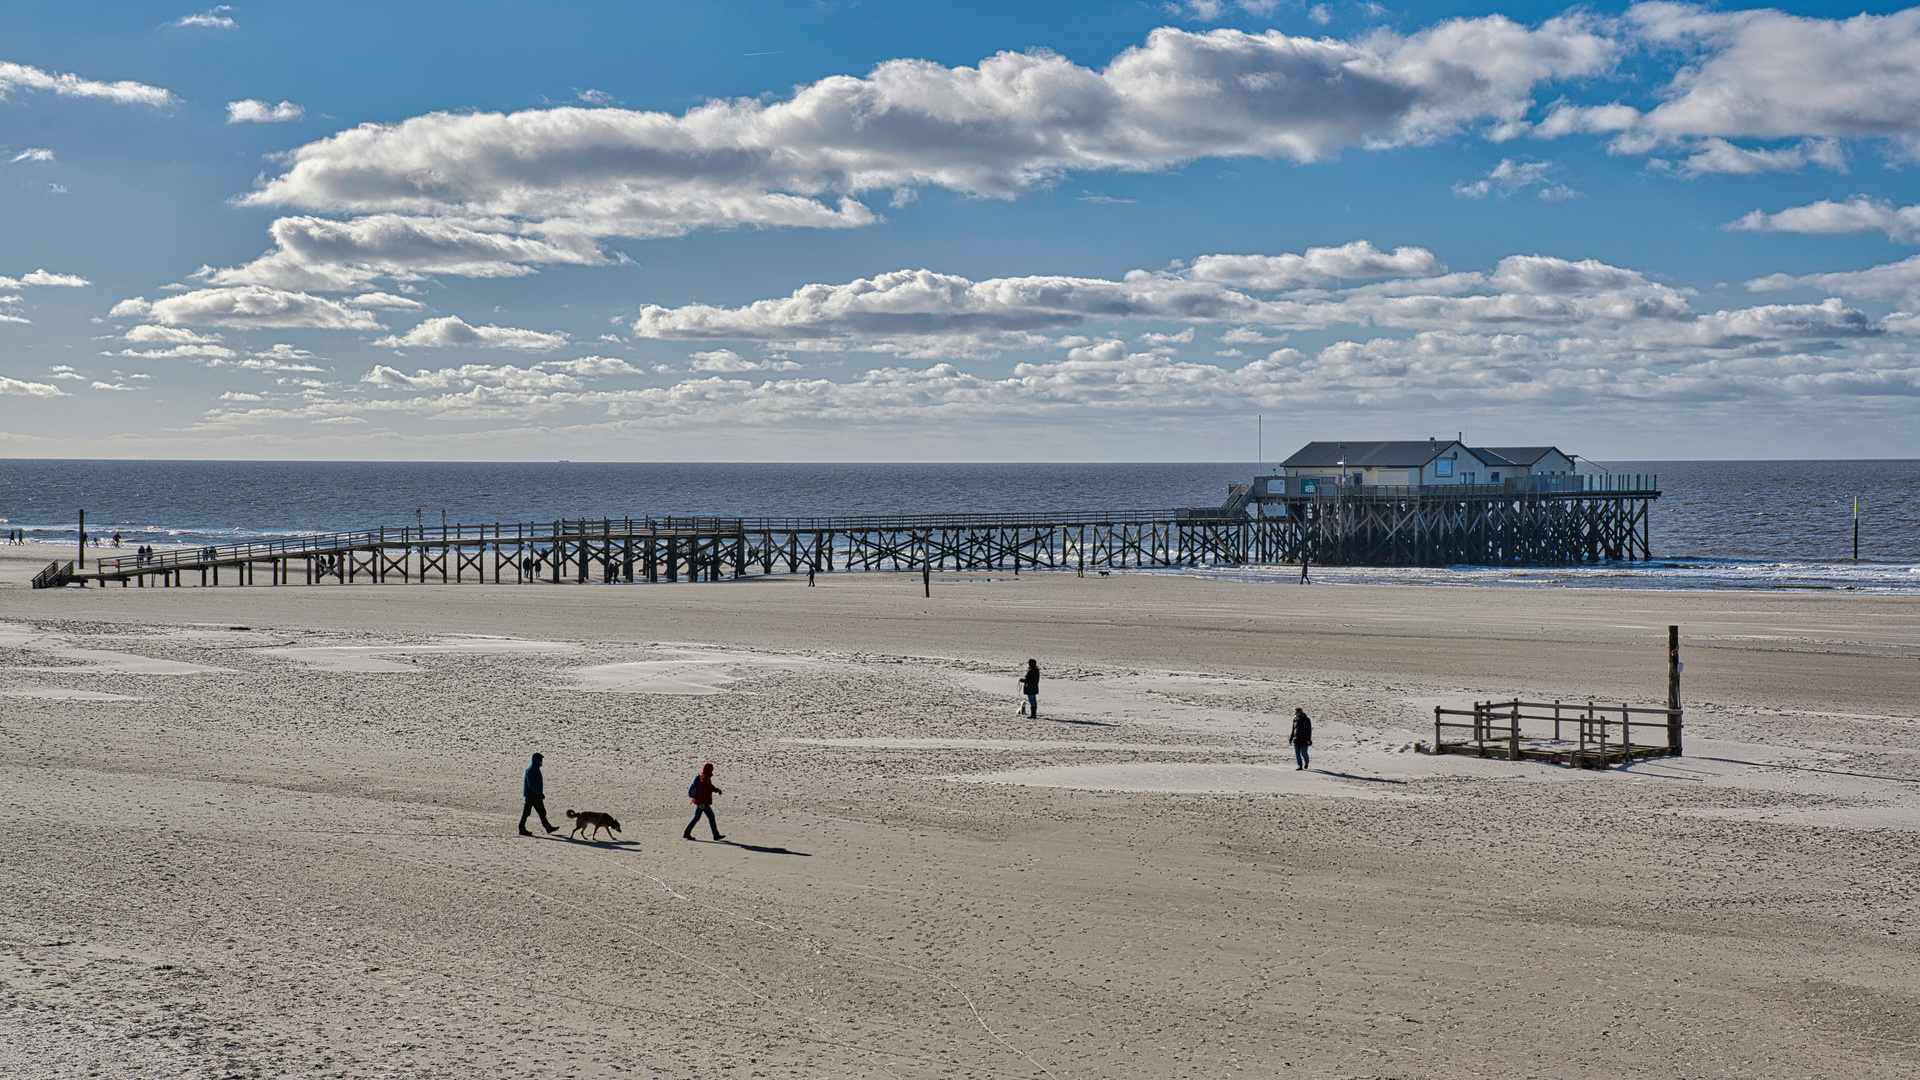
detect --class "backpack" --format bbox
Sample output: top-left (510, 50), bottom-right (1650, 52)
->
top-left (687, 777), bottom-right (699, 799)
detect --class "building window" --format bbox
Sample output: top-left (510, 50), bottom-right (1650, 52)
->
top-left (1435, 459), bottom-right (1453, 477)
top-left (1490, 471), bottom-right (1500, 482)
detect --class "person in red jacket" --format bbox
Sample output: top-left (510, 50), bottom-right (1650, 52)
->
top-left (683, 762), bottom-right (725, 841)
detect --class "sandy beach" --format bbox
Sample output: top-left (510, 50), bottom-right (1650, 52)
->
top-left (2, 546), bottom-right (1916, 1078)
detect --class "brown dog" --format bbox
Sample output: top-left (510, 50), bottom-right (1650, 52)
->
top-left (565, 809), bottom-right (621, 841)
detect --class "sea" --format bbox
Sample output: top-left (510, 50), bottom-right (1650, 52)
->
top-left (1, 459), bottom-right (1915, 592)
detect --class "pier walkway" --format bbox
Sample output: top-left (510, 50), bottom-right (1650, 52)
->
top-left (47, 476), bottom-right (1658, 589)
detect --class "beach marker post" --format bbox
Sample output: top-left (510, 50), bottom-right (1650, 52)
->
top-left (77, 509), bottom-right (85, 569)
top-left (1853, 495), bottom-right (1860, 562)
top-left (1667, 624), bottom-right (1683, 756)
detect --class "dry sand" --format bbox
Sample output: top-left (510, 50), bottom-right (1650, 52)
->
top-left (2, 547), bottom-right (1916, 1078)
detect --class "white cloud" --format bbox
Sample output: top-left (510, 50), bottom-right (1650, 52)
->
top-left (1454, 158), bottom-right (1576, 199)
top-left (91, 380), bottom-right (136, 391)
top-left (218, 391), bottom-right (264, 401)
top-left (1747, 255), bottom-right (1920, 307)
top-left (171, 7), bottom-right (235, 30)
top-left (1669, 137), bottom-right (1846, 177)
top-left (1136, 327), bottom-right (1195, 346)
top-left (2, 269), bottom-right (91, 289)
top-left (238, 19), bottom-right (1614, 249)
top-left (1189, 242), bottom-right (1444, 290)
top-left (347, 291), bottom-right (426, 310)
top-left (1309, 5), bottom-right (1332, 26)
top-left (196, 214), bottom-right (607, 291)
top-left (22, 269), bottom-right (90, 287)
top-left (0, 61), bottom-right (175, 107)
top-left (576, 89), bottom-right (614, 106)
top-left (113, 286), bottom-right (386, 330)
top-left (636, 267), bottom-right (1279, 344)
top-left (361, 363), bottom-right (583, 391)
top-left (628, 248), bottom-right (1891, 373)
top-left (373, 315), bottom-right (570, 350)
top-left (540, 355), bottom-right (644, 375)
top-left (10, 148), bottom-right (53, 163)
top-left (1629, 5), bottom-right (1920, 142)
top-left (227, 99), bottom-right (305, 124)
top-left (48, 365), bottom-right (83, 380)
top-left (687, 348), bottom-right (802, 372)
top-left (1, 375), bottom-right (64, 397)
top-left (1729, 197), bottom-right (1920, 244)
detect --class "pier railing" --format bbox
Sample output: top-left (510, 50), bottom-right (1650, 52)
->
top-left (1257, 474), bottom-right (1657, 499)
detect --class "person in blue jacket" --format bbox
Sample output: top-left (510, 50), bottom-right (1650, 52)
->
top-left (519, 752), bottom-right (559, 835)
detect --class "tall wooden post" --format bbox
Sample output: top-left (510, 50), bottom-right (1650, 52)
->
top-left (1667, 624), bottom-right (1683, 756)
top-left (77, 509), bottom-right (85, 569)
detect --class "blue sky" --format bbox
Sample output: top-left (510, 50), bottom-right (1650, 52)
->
top-left (4, 1), bottom-right (1920, 460)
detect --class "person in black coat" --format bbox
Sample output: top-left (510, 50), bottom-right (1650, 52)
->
top-left (1020, 659), bottom-right (1041, 718)
top-left (1289, 708), bottom-right (1313, 770)
top-left (519, 752), bottom-right (559, 835)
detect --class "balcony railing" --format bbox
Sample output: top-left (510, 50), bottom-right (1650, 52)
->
top-left (1254, 473), bottom-right (1657, 499)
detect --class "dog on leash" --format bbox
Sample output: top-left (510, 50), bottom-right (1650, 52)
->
top-left (565, 809), bottom-right (621, 841)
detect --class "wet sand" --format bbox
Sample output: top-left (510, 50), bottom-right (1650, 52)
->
top-left (2, 547), bottom-right (1917, 1078)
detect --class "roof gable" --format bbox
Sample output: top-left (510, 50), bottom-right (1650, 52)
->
top-left (1478, 446), bottom-right (1565, 466)
top-left (1281, 440), bottom-right (1457, 468)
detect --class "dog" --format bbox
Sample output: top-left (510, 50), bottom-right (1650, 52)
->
top-left (565, 809), bottom-right (622, 841)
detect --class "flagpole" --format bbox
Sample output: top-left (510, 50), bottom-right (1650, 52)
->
top-left (1853, 495), bottom-right (1860, 562)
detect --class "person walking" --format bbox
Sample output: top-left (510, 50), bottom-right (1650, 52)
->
top-left (1020, 659), bottom-right (1041, 718)
top-left (518, 752), bottom-right (559, 835)
top-left (1289, 708), bottom-right (1313, 770)
top-left (683, 762), bottom-right (725, 841)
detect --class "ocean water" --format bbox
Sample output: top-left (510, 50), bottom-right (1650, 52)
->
top-left (1, 459), bottom-right (1914, 591)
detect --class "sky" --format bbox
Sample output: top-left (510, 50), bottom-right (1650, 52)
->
top-left (4, 1), bottom-right (1920, 461)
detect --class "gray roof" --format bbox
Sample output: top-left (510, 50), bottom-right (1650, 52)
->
top-left (1477, 446), bottom-right (1565, 467)
top-left (1281, 441), bottom-right (1455, 468)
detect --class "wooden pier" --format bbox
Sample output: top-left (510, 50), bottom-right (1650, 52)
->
top-left (44, 474), bottom-right (1659, 590)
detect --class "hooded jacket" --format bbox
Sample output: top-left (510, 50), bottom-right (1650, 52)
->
top-left (524, 757), bottom-right (545, 800)
top-left (689, 765), bottom-right (721, 806)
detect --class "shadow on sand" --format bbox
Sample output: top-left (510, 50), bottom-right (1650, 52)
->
top-left (1046, 716), bottom-right (1119, 728)
top-left (694, 839), bottom-right (812, 856)
top-left (1307, 769), bottom-right (1408, 785)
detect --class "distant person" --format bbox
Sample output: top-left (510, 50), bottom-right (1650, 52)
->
top-left (807, 567), bottom-right (815, 586)
top-left (1290, 708), bottom-right (1313, 770)
top-left (683, 762), bottom-right (725, 841)
top-left (1020, 659), bottom-right (1041, 718)
top-left (112, 532), bottom-right (121, 548)
top-left (519, 752), bottom-right (559, 836)
top-left (1299, 555), bottom-right (1310, 584)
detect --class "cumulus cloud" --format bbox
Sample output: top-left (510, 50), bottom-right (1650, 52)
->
top-left (114, 326), bottom-right (236, 360)
top-left (1729, 197), bottom-right (1920, 244)
top-left (195, 215), bottom-right (608, 291)
top-left (10, 148), bottom-right (54, 163)
top-left (1666, 137), bottom-right (1846, 177)
top-left (373, 315), bottom-right (570, 351)
top-left (0, 61), bottom-right (175, 106)
top-left (112, 286), bottom-right (385, 330)
top-left (540, 355), bottom-right (644, 375)
top-left (171, 7), bottom-right (235, 29)
top-left (1747, 255), bottom-right (1920, 307)
top-left (1453, 158), bottom-right (1578, 199)
top-left (687, 348), bottom-right (802, 372)
top-left (227, 99), bottom-right (305, 123)
top-left (1, 375), bottom-right (64, 397)
top-left (626, 246), bottom-right (1894, 379)
top-left (1189, 241), bottom-right (1443, 290)
top-left (1629, 5), bottom-right (1920, 143)
top-left (237, 19), bottom-right (1614, 251)
top-left (20, 269), bottom-right (90, 287)
top-left (361, 363), bottom-right (583, 391)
